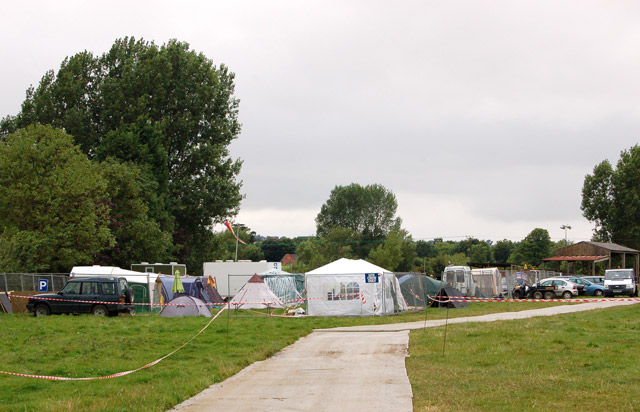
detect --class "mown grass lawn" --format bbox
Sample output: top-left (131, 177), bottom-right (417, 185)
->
top-left (0, 301), bottom-right (581, 411)
top-left (408, 303), bottom-right (640, 412)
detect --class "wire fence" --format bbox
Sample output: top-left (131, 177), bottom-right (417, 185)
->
top-left (502, 270), bottom-right (561, 297)
top-left (1, 273), bottom-right (69, 292)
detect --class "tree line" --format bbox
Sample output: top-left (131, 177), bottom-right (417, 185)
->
top-left (1, 37), bottom-right (638, 276)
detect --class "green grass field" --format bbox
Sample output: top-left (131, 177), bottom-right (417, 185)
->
top-left (408, 303), bottom-right (640, 412)
top-left (0, 301), bottom-right (631, 411)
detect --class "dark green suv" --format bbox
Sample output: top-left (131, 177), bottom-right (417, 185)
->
top-left (27, 277), bottom-right (134, 317)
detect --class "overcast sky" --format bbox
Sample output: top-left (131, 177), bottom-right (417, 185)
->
top-left (2, 1), bottom-right (639, 243)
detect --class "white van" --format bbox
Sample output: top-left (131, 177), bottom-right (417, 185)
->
top-left (603, 269), bottom-right (637, 297)
top-left (443, 266), bottom-right (475, 296)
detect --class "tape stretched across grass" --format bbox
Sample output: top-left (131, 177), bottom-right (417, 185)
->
top-left (0, 306), bottom-right (227, 381)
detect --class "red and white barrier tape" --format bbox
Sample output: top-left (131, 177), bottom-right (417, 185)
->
top-left (427, 295), bottom-right (640, 303)
top-left (10, 292), bottom-right (363, 307)
top-left (0, 306), bottom-right (227, 380)
top-left (11, 293), bottom-right (640, 308)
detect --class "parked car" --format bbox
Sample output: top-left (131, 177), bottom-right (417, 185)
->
top-left (529, 278), bottom-right (580, 300)
top-left (604, 269), bottom-right (638, 297)
top-left (582, 276), bottom-right (604, 285)
top-left (27, 277), bottom-right (134, 317)
top-left (559, 276), bottom-right (604, 297)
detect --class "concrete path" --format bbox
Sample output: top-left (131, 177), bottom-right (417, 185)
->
top-left (169, 300), bottom-right (638, 412)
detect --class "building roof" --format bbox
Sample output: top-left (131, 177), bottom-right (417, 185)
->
top-left (543, 255), bottom-right (609, 262)
top-left (582, 241), bottom-right (639, 253)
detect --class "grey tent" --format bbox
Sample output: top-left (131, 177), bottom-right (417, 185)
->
top-left (430, 286), bottom-right (469, 308)
top-left (0, 292), bottom-right (11, 313)
top-left (160, 295), bottom-right (212, 317)
top-left (398, 274), bottom-right (447, 309)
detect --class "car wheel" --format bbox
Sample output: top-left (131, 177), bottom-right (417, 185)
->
top-left (544, 291), bottom-right (555, 300)
top-left (532, 291), bottom-right (543, 300)
top-left (34, 304), bottom-right (50, 317)
top-left (562, 291), bottom-right (573, 299)
top-left (512, 290), bottom-right (522, 299)
top-left (92, 305), bottom-right (109, 316)
top-left (594, 289), bottom-right (604, 297)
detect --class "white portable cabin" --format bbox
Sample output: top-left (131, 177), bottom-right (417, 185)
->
top-left (305, 258), bottom-right (407, 317)
top-left (470, 267), bottom-right (502, 296)
top-left (442, 265), bottom-right (476, 296)
top-left (202, 260), bottom-right (282, 298)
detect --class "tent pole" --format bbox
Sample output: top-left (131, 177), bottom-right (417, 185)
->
top-left (442, 299), bottom-right (450, 356)
top-left (422, 275), bottom-right (429, 331)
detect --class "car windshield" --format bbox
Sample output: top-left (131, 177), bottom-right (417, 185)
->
top-left (61, 282), bottom-right (81, 294)
top-left (605, 271), bottom-right (633, 280)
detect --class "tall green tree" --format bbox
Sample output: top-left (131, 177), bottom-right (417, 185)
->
top-left (94, 159), bottom-right (172, 268)
top-left (0, 125), bottom-right (113, 272)
top-left (582, 145), bottom-right (640, 249)
top-left (1, 37), bottom-right (243, 266)
top-left (415, 240), bottom-right (437, 258)
top-left (510, 228), bottom-right (553, 267)
top-left (492, 239), bottom-right (515, 263)
top-left (315, 183), bottom-right (401, 258)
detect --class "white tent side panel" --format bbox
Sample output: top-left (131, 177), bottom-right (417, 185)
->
top-left (306, 273), bottom-right (401, 316)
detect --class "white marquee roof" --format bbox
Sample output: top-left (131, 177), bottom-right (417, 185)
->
top-left (306, 258), bottom-right (391, 275)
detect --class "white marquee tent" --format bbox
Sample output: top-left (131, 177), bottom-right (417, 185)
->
top-left (305, 258), bottom-right (407, 316)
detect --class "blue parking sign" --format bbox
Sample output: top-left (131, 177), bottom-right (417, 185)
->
top-left (38, 279), bottom-right (49, 292)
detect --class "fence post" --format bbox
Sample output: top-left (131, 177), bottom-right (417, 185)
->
top-left (20, 274), bottom-right (24, 292)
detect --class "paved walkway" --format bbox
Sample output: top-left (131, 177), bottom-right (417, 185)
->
top-left (169, 300), bottom-right (638, 412)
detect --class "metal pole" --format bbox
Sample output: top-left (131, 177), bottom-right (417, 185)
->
top-left (147, 273), bottom-right (151, 313)
top-left (442, 299), bottom-right (450, 356)
top-left (234, 225), bottom-right (239, 262)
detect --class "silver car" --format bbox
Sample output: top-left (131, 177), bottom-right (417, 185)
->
top-left (531, 278), bottom-right (579, 299)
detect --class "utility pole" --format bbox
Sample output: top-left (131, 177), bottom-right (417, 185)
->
top-left (560, 225), bottom-right (572, 246)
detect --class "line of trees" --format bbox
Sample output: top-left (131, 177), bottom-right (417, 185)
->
top-left (208, 183), bottom-right (562, 275)
top-left (2, 37), bottom-right (638, 277)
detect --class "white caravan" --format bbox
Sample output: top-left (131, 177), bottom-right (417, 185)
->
top-left (442, 265), bottom-right (476, 296)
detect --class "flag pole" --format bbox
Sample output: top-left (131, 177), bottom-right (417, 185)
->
top-left (234, 224), bottom-right (239, 262)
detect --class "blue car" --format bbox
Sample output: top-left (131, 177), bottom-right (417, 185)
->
top-left (562, 276), bottom-right (605, 297)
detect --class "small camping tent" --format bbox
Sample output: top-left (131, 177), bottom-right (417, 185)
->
top-left (430, 286), bottom-right (469, 308)
top-left (156, 275), bottom-right (223, 305)
top-left (230, 275), bottom-right (285, 309)
top-left (305, 258), bottom-right (407, 317)
top-left (160, 295), bottom-right (212, 317)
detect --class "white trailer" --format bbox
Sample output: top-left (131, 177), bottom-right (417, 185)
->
top-left (442, 265), bottom-right (476, 296)
top-left (202, 260), bottom-right (282, 298)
